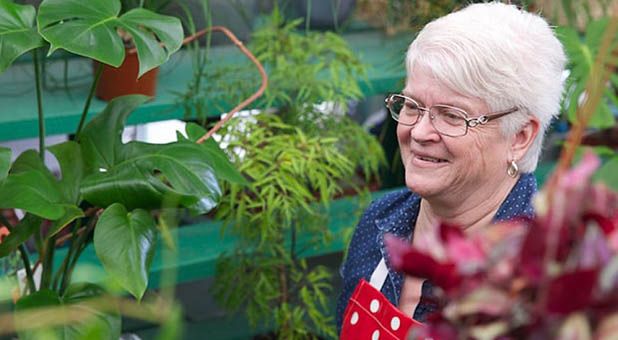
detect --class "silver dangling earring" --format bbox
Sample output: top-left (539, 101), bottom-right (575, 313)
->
top-left (507, 159), bottom-right (519, 178)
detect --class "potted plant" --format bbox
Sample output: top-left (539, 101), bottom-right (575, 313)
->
top-left (93, 0), bottom-right (183, 101)
top-left (179, 7), bottom-right (386, 339)
top-left (0, 0), bottom-right (248, 338)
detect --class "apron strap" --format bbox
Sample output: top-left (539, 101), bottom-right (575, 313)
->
top-left (369, 257), bottom-right (388, 291)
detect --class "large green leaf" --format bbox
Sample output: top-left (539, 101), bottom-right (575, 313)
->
top-left (43, 142), bottom-right (85, 239)
top-left (79, 95), bottom-right (150, 172)
top-left (37, 0), bottom-right (183, 77)
top-left (127, 140), bottom-right (221, 213)
top-left (94, 203), bottom-right (156, 300)
top-left (79, 96), bottom-right (222, 214)
top-left (48, 141), bottom-right (85, 204)
top-left (185, 123), bottom-right (250, 186)
top-left (9, 148), bottom-right (54, 176)
top-left (0, 150), bottom-right (65, 219)
top-left (0, 0), bottom-right (45, 73)
top-left (82, 140), bottom-right (221, 213)
top-left (0, 213), bottom-right (42, 258)
top-left (47, 204), bottom-right (85, 240)
top-left (0, 146), bottom-right (10, 181)
top-left (118, 8), bottom-right (183, 77)
top-left (0, 148), bottom-right (83, 238)
top-left (14, 284), bottom-right (120, 340)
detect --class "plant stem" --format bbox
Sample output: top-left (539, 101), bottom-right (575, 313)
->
top-left (18, 245), bottom-right (36, 294)
top-left (60, 217), bottom-right (97, 295)
top-left (278, 258), bottom-right (291, 338)
top-left (53, 219), bottom-right (82, 291)
top-left (191, 0), bottom-right (211, 125)
top-left (331, 0), bottom-right (340, 31)
top-left (34, 224), bottom-right (44, 256)
top-left (33, 49), bottom-right (45, 161)
top-left (75, 63), bottom-right (103, 140)
top-left (305, 0), bottom-right (311, 32)
top-left (40, 234), bottom-right (56, 290)
top-left (60, 240), bottom-right (87, 296)
top-left (290, 222), bottom-right (296, 262)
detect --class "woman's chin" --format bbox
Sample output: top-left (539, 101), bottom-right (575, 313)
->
top-left (404, 174), bottom-right (446, 197)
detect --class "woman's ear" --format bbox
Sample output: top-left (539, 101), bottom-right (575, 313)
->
top-left (511, 117), bottom-right (540, 161)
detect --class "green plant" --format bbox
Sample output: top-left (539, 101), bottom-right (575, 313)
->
top-left (193, 7), bottom-right (385, 339)
top-left (212, 115), bottom-right (353, 339)
top-left (556, 18), bottom-right (618, 191)
top-left (557, 18), bottom-right (618, 130)
top-left (179, 5), bottom-right (384, 174)
top-left (0, 0), bottom-right (245, 338)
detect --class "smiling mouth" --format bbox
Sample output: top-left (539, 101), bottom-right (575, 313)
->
top-left (416, 155), bottom-right (448, 163)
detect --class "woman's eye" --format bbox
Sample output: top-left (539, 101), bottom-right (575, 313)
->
top-left (437, 108), bottom-right (461, 119)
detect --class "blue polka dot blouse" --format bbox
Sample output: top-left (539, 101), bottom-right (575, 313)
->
top-left (336, 172), bottom-right (537, 334)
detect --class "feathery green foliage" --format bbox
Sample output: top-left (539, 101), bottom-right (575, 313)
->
top-left (213, 115), bottom-right (351, 339)
top-left (177, 5), bottom-right (367, 127)
top-left (206, 8), bottom-right (385, 339)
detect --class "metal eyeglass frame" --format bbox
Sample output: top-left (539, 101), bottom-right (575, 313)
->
top-left (385, 94), bottom-right (519, 137)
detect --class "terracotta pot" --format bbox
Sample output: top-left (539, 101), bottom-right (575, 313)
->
top-left (94, 51), bottom-right (159, 102)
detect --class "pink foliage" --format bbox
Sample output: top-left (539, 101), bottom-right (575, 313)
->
top-left (387, 152), bottom-right (618, 339)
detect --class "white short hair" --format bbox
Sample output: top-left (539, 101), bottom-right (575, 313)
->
top-left (405, 2), bottom-right (566, 173)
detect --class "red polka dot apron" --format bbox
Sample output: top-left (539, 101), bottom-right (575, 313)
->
top-left (340, 258), bottom-right (422, 340)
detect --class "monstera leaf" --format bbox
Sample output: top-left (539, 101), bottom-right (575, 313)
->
top-left (48, 141), bottom-right (85, 205)
top-left (94, 203), bottom-right (156, 300)
top-left (37, 0), bottom-right (183, 77)
top-left (0, 0), bottom-right (45, 73)
top-left (185, 123), bottom-right (249, 186)
top-left (79, 95), bottom-right (224, 214)
top-left (45, 141), bottom-right (86, 238)
top-left (14, 284), bottom-right (120, 340)
top-left (0, 143), bottom-right (84, 247)
top-left (0, 150), bottom-right (67, 220)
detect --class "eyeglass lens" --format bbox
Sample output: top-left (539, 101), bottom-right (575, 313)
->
top-left (388, 95), bottom-right (468, 137)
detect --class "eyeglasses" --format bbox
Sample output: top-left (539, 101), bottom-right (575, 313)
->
top-left (385, 94), bottom-right (518, 137)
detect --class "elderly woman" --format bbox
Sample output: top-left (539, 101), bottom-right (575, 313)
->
top-left (337, 2), bottom-right (566, 336)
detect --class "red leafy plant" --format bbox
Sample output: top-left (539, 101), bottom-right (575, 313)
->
top-left (386, 152), bottom-right (618, 340)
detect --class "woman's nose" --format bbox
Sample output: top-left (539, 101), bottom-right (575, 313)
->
top-left (410, 111), bottom-right (441, 142)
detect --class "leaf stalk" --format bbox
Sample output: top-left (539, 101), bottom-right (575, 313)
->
top-left (75, 63), bottom-right (103, 140)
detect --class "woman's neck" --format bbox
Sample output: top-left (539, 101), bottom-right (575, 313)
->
top-left (416, 175), bottom-right (519, 235)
